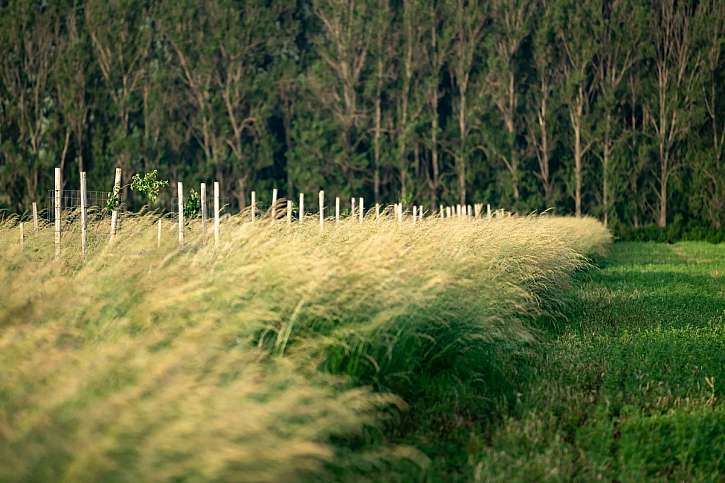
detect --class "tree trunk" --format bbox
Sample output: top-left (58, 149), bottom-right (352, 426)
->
top-left (658, 141), bottom-right (667, 227)
top-left (457, 94), bottom-right (467, 204)
top-left (574, 123), bottom-right (582, 218)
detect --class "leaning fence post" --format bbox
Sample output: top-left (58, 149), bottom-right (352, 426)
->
top-left (335, 197), bottom-right (340, 224)
top-left (299, 193), bottom-right (304, 222)
top-left (110, 167), bottom-right (122, 241)
top-left (54, 167), bottom-right (61, 258)
top-left (271, 188), bottom-right (278, 220)
top-left (213, 181), bottom-right (220, 246)
top-left (358, 197), bottom-right (364, 223)
top-left (319, 191), bottom-right (324, 231)
top-left (177, 181), bottom-right (184, 245)
top-left (251, 191), bottom-right (256, 223)
top-left (200, 182), bottom-right (207, 240)
top-left (80, 171), bottom-right (88, 257)
top-left (32, 202), bottom-right (39, 232)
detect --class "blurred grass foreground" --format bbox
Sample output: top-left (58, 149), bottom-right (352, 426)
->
top-left (0, 213), bottom-right (610, 481)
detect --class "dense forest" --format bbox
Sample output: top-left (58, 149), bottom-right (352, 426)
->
top-left (0, 0), bottom-right (723, 231)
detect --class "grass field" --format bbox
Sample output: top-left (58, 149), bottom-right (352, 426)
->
top-left (1, 214), bottom-right (722, 481)
top-left (465, 242), bottom-right (724, 481)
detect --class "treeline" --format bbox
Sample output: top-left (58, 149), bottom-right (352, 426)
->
top-left (0, 0), bottom-right (723, 229)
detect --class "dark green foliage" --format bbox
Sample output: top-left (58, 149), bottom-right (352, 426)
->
top-left (0, 0), bottom-right (722, 234)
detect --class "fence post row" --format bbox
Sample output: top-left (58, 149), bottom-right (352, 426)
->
top-left (177, 181), bottom-right (184, 245)
top-left (213, 181), bottom-right (220, 246)
top-left (54, 167), bottom-right (61, 258)
top-left (80, 171), bottom-right (87, 257)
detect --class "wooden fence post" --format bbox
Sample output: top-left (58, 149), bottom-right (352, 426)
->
top-left (335, 197), bottom-right (340, 224)
top-left (419, 205), bottom-right (424, 221)
top-left (19, 222), bottom-right (24, 248)
top-left (351, 197), bottom-right (356, 219)
top-left (412, 206), bottom-right (417, 224)
top-left (54, 167), bottom-right (61, 258)
top-left (287, 200), bottom-right (292, 224)
top-left (375, 203), bottom-right (380, 221)
top-left (32, 202), bottom-right (38, 232)
top-left (358, 197), bottom-right (363, 223)
top-left (177, 181), bottom-right (184, 245)
top-left (201, 182), bottom-right (207, 239)
top-left (319, 190), bottom-right (324, 231)
top-left (439, 206), bottom-right (444, 218)
top-left (299, 193), bottom-right (304, 222)
top-left (80, 171), bottom-right (87, 257)
top-left (110, 167), bottom-right (122, 241)
top-left (487, 203), bottom-right (492, 219)
top-left (213, 181), bottom-right (220, 246)
top-left (157, 218), bottom-right (162, 248)
top-left (251, 191), bottom-right (256, 223)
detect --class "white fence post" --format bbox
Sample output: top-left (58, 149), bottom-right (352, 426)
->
top-left (201, 182), bottom-right (207, 239)
top-left (358, 197), bottom-right (364, 223)
top-left (19, 222), bottom-right (24, 248)
top-left (487, 203), bottom-right (492, 219)
top-left (335, 197), bottom-right (340, 224)
top-left (271, 188), bottom-right (278, 219)
top-left (375, 203), bottom-right (380, 221)
top-left (351, 197), bottom-right (356, 219)
top-left (177, 181), bottom-right (184, 245)
top-left (319, 190), bottom-right (324, 231)
top-left (157, 218), bottom-right (162, 248)
top-left (213, 181), bottom-right (220, 246)
top-left (287, 200), bottom-right (292, 224)
top-left (32, 202), bottom-right (39, 232)
top-left (110, 167), bottom-right (122, 241)
top-left (80, 171), bottom-right (87, 257)
top-left (54, 167), bottom-right (61, 258)
top-left (251, 191), bottom-right (256, 223)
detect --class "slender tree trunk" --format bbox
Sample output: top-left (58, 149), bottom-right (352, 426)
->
top-left (374, 94), bottom-right (381, 203)
top-left (457, 94), bottom-right (467, 204)
top-left (574, 124), bottom-right (582, 217)
top-left (658, 141), bottom-right (668, 227)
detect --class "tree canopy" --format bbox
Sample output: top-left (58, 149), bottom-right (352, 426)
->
top-left (0, 0), bottom-right (723, 230)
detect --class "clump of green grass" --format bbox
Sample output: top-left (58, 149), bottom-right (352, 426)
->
top-left (0, 212), bottom-right (610, 481)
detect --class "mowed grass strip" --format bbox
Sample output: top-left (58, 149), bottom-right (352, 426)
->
top-left (473, 242), bottom-right (725, 482)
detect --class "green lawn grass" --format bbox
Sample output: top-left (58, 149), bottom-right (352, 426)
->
top-left (392, 242), bottom-right (724, 482)
top-left (475, 242), bottom-right (725, 482)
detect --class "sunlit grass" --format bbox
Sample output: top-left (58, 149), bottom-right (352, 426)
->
top-left (0, 211), bottom-right (610, 481)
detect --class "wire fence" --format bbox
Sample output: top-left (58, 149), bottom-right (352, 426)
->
top-left (46, 190), bottom-right (123, 222)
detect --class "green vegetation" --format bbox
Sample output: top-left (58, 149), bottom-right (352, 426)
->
top-left (1, 0), bottom-right (724, 233)
top-left (464, 242), bottom-right (724, 481)
top-left (0, 214), bottom-right (610, 481)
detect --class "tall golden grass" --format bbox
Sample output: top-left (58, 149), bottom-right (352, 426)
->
top-left (0, 211), bottom-right (610, 481)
